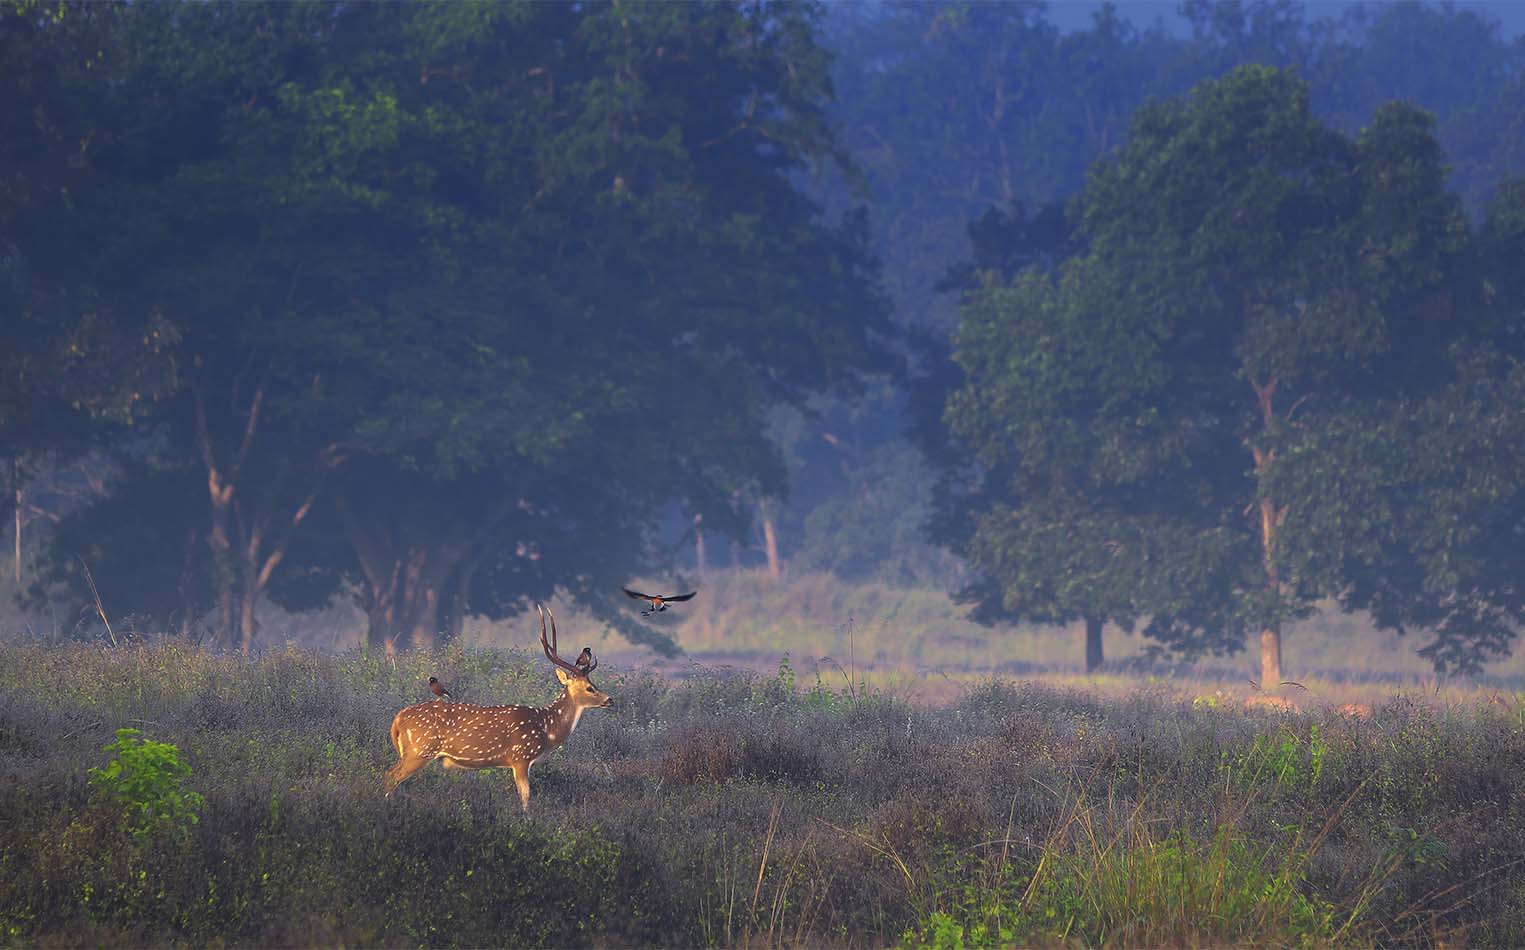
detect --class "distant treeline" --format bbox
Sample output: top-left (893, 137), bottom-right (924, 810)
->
top-left (3, 1), bottom-right (1522, 680)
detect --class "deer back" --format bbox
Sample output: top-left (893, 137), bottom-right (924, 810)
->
top-left (391, 700), bottom-right (557, 766)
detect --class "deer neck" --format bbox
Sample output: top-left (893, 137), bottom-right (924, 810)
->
top-left (541, 692), bottom-right (587, 748)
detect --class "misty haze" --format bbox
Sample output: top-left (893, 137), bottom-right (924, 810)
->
top-left (4, 1), bottom-right (1525, 945)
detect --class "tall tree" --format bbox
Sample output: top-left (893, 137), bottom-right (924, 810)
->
top-left (943, 67), bottom-right (1516, 682)
top-left (1299, 179), bottom-right (1525, 674)
top-left (929, 201), bottom-right (1147, 673)
top-left (11, 1), bottom-right (895, 651)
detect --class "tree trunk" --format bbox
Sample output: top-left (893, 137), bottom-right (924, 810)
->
top-left (405, 560), bottom-right (442, 650)
top-left (694, 513), bottom-right (706, 577)
top-left (358, 564), bottom-right (439, 652)
top-left (1084, 615), bottom-right (1104, 673)
top-left (340, 501), bottom-right (470, 651)
top-left (207, 487), bottom-right (236, 647)
top-left (238, 569), bottom-right (258, 655)
top-left (444, 556), bottom-right (479, 643)
top-left (762, 514), bottom-right (780, 580)
top-left (193, 375), bottom-right (249, 649)
top-left (364, 586), bottom-right (400, 654)
top-left (372, 564), bottom-right (455, 651)
top-left (1251, 376), bottom-right (1287, 687)
top-left (11, 457), bottom-right (21, 586)
top-left (1259, 625), bottom-right (1283, 687)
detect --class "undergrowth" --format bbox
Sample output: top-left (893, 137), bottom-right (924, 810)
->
top-left (0, 639), bottom-right (1523, 946)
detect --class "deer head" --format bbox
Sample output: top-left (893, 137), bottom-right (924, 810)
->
top-left (384, 602), bottom-right (610, 811)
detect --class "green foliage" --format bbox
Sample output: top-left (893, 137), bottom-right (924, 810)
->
top-left (1019, 826), bottom-right (1343, 946)
top-left (1224, 724), bottom-right (1327, 798)
top-left (906, 811), bottom-right (1350, 948)
top-left (941, 63), bottom-right (1525, 678)
top-left (87, 728), bottom-right (204, 841)
top-left (6, 0), bottom-right (896, 651)
top-left (776, 651), bottom-right (795, 693)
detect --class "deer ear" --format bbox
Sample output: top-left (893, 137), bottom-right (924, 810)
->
top-left (555, 667), bottom-right (573, 685)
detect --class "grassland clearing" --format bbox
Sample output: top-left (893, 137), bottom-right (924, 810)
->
top-left (1, 637), bottom-right (1523, 946)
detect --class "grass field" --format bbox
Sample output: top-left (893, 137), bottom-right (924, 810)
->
top-left (450, 570), bottom-right (1525, 705)
top-left (2, 638), bottom-right (1524, 947)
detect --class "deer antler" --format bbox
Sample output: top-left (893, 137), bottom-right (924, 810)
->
top-left (537, 602), bottom-right (593, 674)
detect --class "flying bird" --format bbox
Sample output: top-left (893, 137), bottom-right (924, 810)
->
top-left (622, 587), bottom-right (698, 617)
top-left (428, 676), bottom-right (452, 701)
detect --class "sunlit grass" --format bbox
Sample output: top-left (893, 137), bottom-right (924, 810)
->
top-left (446, 570), bottom-right (1525, 692)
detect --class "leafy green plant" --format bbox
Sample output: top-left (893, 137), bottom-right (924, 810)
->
top-left (1224, 724), bottom-right (1327, 797)
top-left (87, 728), bottom-right (204, 841)
top-left (777, 652), bottom-right (796, 693)
top-left (906, 824), bottom-right (1349, 948)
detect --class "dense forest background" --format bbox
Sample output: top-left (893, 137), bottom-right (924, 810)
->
top-left (4, 0), bottom-right (1524, 685)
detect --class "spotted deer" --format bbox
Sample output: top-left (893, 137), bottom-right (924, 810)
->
top-left (383, 603), bottom-right (611, 811)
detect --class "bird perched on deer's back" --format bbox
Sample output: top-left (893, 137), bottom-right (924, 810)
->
top-left (622, 587), bottom-right (698, 617)
top-left (429, 676), bottom-right (451, 701)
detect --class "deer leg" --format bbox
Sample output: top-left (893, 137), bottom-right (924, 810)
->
top-left (511, 762), bottom-right (531, 813)
top-left (384, 753), bottom-right (433, 797)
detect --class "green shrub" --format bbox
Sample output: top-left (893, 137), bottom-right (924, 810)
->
top-left (1224, 724), bottom-right (1327, 798)
top-left (87, 727), bottom-right (205, 841)
top-left (906, 814), bottom-right (1359, 948)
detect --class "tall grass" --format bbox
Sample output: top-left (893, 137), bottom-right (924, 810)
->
top-left (1, 640), bottom-right (1523, 946)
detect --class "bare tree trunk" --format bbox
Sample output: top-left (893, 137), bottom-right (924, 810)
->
top-left (444, 556), bottom-right (479, 643)
top-left (11, 457), bottom-right (21, 586)
top-left (193, 365), bottom-right (324, 654)
top-left (340, 497), bottom-right (403, 652)
top-left (238, 569), bottom-right (258, 655)
top-left (208, 492), bottom-right (236, 646)
top-left (194, 374), bottom-right (254, 649)
top-left (1084, 615), bottom-right (1104, 673)
top-left (1259, 626), bottom-right (1283, 687)
top-left (238, 489), bottom-right (316, 654)
top-left (379, 552), bottom-right (462, 651)
top-left (762, 514), bottom-right (780, 580)
top-left (403, 547), bottom-right (450, 650)
top-left (1251, 376), bottom-right (1287, 688)
top-left (340, 499), bottom-right (470, 651)
top-left (364, 584), bottom-right (400, 654)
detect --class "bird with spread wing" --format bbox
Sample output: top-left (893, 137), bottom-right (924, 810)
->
top-left (622, 587), bottom-right (698, 617)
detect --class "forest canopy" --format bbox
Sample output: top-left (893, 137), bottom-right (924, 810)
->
top-left (4, 0), bottom-right (1523, 678)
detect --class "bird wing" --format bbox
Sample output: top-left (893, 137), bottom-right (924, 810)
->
top-left (665, 591), bottom-right (698, 603)
top-left (622, 587), bottom-right (654, 601)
